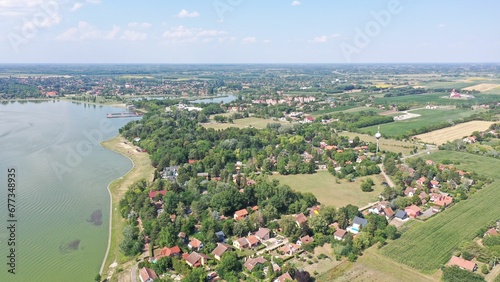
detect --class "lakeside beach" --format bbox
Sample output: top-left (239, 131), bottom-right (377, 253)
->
top-left (100, 136), bottom-right (155, 281)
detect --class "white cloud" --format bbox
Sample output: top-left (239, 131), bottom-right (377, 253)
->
top-left (438, 23), bottom-right (446, 28)
top-left (176, 9), bottom-right (200, 18)
top-left (263, 39), bottom-right (272, 43)
top-left (56, 21), bottom-right (120, 41)
top-left (312, 35), bottom-right (328, 43)
top-left (127, 22), bottom-right (151, 29)
top-left (162, 26), bottom-right (227, 43)
top-left (291, 1), bottom-right (301, 6)
top-left (120, 30), bottom-right (147, 41)
top-left (71, 3), bottom-right (83, 11)
top-left (242, 37), bottom-right (256, 44)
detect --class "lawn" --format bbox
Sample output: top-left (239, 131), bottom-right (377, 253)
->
top-left (360, 108), bottom-right (483, 137)
top-left (380, 151), bottom-right (500, 273)
top-left (270, 171), bottom-right (384, 208)
top-left (202, 117), bottom-right (290, 130)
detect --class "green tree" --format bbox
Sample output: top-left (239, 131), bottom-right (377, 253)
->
top-left (217, 252), bottom-right (242, 279)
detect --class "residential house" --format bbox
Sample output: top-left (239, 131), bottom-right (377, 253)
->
top-left (178, 232), bottom-right (187, 243)
top-left (255, 228), bottom-right (271, 242)
top-left (211, 243), bottom-right (232, 261)
top-left (395, 210), bottom-right (408, 220)
top-left (247, 235), bottom-right (260, 248)
top-left (383, 207), bottom-right (395, 220)
top-left (404, 187), bottom-right (416, 197)
top-left (419, 191), bottom-right (428, 204)
top-left (295, 213), bottom-right (308, 227)
top-left (426, 160), bottom-right (435, 165)
top-left (188, 238), bottom-right (203, 251)
top-left (148, 190), bottom-right (166, 200)
top-left (274, 272), bottom-right (293, 282)
top-left (416, 177), bottom-right (427, 186)
top-left (448, 256), bottom-right (477, 272)
top-left (484, 228), bottom-right (499, 237)
top-left (432, 194), bottom-right (453, 207)
top-left (309, 205), bottom-right (321, 216)
top-left (347, 216), bottom-right (368, 234)
top-left (154, 246), bottom-right (181, 260)
top-left (185, 252), bottom-right (210, 268)
top-left (279, 243), bottom-right (301, 255)
top-left (430, 180), bottom-right (440, 188)
top-left (405, 205), bottom-right (421, 218)
top-left (297, 235), bottom-right (314, 245)
top-left (244, 257), bottom-right (267, 272)
top-left (234, 209), bottom-right (249, 221)
top-left (139, 267), bottom-right (158, 282)
top-left (215, 231), bottom-right (226, 242)
top-left (334, 229), bottom-right (347, 241)
top-left (233, 237), bottom-right (249, 250)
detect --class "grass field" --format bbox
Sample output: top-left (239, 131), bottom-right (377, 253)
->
top-left (380, 151), bottom-right (500, 273)
top-left (270, 171), bottom-right (384, 208)
top-left (202, 117), bottom-right (290, 130)
top-left (317, 246), bottom-right (439, 282)
top-left (340, 132), bottom-right (417, 156)
top-left (310, 105), bottom-right (358, 116)
top-left (413, 81), bottom-right (478, 89)
top-left (414, 121), bottom-right (495, 145)
top-left (360, 108), bottom-right (483, 137)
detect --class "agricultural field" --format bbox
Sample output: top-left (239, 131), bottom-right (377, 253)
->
top-left (201, 117), bottom-right (290, 130)
top-left (343, 106), bottom-right (383, 113)
top-left (311, 105), bottom-right (358, 116)
top-left (463, 83), bottom-right (500, 92)
top-left (317, 246), bottom-right (438, 282)
top-left (380, 151), bottom-right (500, 272)
top-left (374, 92), bottom-right (500, 106)
top-left (414, 120), bottom-right (495, 145)
top-left (340, 132), bottom-right (417, 156)
top-left (413, 81), bottom-right (478, 89)
top-left (270, 171), bottom-right (384, 208)
top-left (361, 108), bottom-right (484, 137)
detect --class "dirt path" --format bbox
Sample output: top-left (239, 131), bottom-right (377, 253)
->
top-left (378, 164), bottom-right (395, 188)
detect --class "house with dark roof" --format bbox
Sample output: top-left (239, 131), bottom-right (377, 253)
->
top-left (215, 231), bottom-right (226, 242)
top-left (395, 210), bottom-right (408, 220)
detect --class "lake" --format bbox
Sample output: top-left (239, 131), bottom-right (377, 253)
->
top-left (0, 100), bottom-right (138, 281)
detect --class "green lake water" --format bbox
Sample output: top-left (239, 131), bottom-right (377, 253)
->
top-left (0, 100), bottom-right (137, 281)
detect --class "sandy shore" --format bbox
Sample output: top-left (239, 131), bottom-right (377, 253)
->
top-left (100, 136), bottom-right (155, 281)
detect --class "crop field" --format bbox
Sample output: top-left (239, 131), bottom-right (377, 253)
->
top-left (413, 81), bottom-right (478, 89)
top-left (375, 92), bottom-right (500, 105)
top-left (344, 107), bottom-right (383, 113)
top-left (462, 83), bottom-right (500, 92)
top-left (270, 171), bottom-right (384, 208)
top-left (360, 108), bottom-right (483, 137)
top-left (380, 152), bottom-right (500, 272)
top-left (202, 117), bottom-right (289, 130)
top-left (311, 105), bottom-right (358, 116)
top-left (414, 120), bottom-right (495, 145)
top-left (339, 132), bottom-right (417, 156)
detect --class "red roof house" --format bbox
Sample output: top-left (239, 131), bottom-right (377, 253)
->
top-left (449, 256), bottom-right (477, 272)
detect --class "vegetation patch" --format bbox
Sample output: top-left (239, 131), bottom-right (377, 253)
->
top-left (87, 209), bottom-right (103, 226)
top-left (59, 239), bottom-right (81, 253)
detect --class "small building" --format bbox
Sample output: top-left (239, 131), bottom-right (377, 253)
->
top-left (211, 243), bottom-right (232, 261)
top-left (334, 229), bottom-right (347, 241)
top-left (188, 238), bottom-right (203, 251)
top-left (484, 228), bottom-right (499, 237)
top-left (148, 190), bottom-right (166, 200)
top-left (215, 231), bottom-right (226, 242)
top-left (295, 213), bottom-right (308, 226)
top-left (233, 237), bottom-right (250, 250)
top-left (297, 235), bottom-right (314, 245)
top-left (348, 216), bottom-right (368, 234)
top-left (255, 228), bottom-right (271, 242)
top-left (395, 210), bottom-right (408, 220)
top-left (154, 246), bottom-right (181, 260)
top-left (185, 252), bottom-right (210, 268)
top-left (274, 272), bottom-right (293, 282)
top-left (405, 205), bottom-right (421, 218)
top-left (448, 256), bottom-right (477, 272)
top-left (244, 257), bottom-right (267, 272)
top-left (234, 209), bottom-right (249, 221)
top-left (139, 267), bottom-right (158, 282)
top-left (383, 207), bottom-right (395, 220)
top-left (279, 243), bottom-right (301, 255)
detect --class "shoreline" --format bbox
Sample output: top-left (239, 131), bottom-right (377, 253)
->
top-left (99, 135), bottom-right (155, 280)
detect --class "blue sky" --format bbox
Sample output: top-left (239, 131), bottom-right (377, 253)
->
top-left (0, 0), bottom-right (499, 63)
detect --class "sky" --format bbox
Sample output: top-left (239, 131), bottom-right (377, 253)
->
top-left (0, 0), bottom-right (499, 64)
